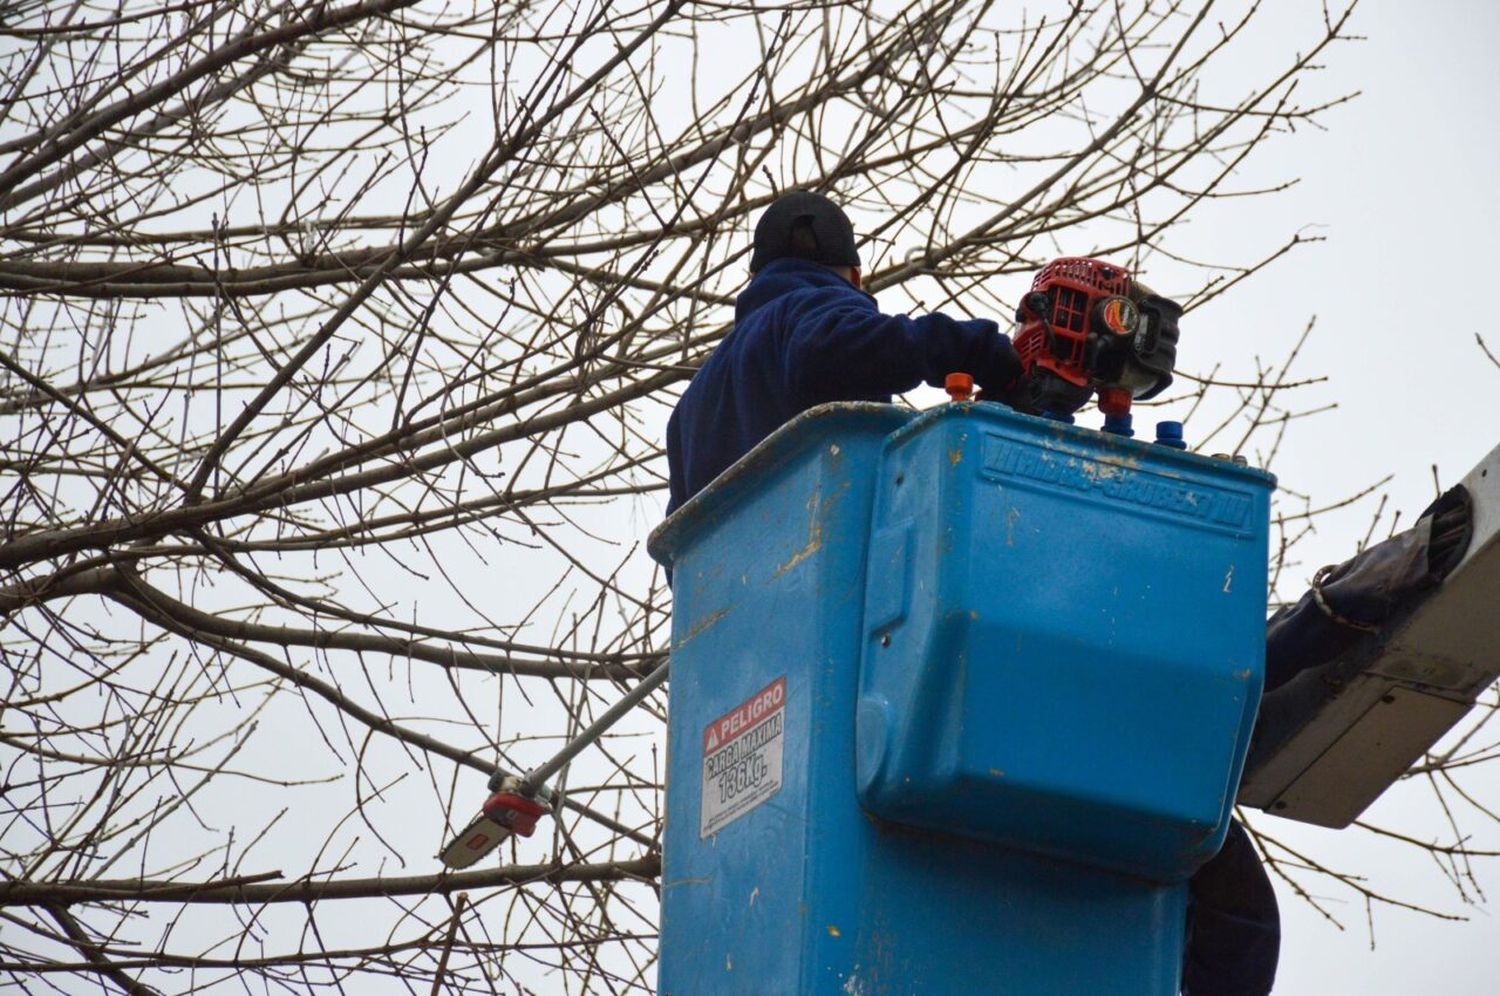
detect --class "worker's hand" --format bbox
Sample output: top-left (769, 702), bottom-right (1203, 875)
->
top-left (979, 364), bottom-right (1054, 415)
top-left (982, 366), bottom-right (1091, 416)
top-left (984, 333), bottom-right (1025, 395)
top-left (979, 369), bottom-right (1032, 413)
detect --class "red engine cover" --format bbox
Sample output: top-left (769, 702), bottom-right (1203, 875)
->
top-left (1014, 257), bottom-right (1132, 388)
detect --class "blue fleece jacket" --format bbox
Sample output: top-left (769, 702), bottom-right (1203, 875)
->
top-left (666, 259), bottom-right (1021, 513)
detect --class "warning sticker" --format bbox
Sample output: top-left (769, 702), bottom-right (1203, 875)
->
top-left (701, 676), bottom-right (786, 838)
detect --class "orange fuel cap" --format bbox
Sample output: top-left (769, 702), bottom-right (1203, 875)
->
top-left (945, 372), bottom-right (974, 402)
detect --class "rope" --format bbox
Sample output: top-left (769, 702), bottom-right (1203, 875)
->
top-left (1309, 564), bottom-right (1382, 634)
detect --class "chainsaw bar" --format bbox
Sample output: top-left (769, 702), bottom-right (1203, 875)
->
top-left (439, 811), bottom-right (513, 869)
top-left (439, 788), bottom-right (550, 869)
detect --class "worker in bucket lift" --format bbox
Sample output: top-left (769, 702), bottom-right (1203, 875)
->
top-left (664, 190), bottom-right (1280, 996)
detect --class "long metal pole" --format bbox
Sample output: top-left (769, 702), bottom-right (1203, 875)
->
top-left (489, 662), bottom-right (671, 799)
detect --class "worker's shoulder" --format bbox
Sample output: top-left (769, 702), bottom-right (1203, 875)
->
top-left (732, 285), bottom-right (870, 353)
top-left (767, 281), bottom-right (877, 334)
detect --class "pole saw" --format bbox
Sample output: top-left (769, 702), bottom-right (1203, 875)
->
top-left (438, 662), bottom-right (669, 869)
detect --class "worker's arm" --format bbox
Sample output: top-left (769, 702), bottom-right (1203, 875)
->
top-left (779, 289), bottom-right (1021, 406)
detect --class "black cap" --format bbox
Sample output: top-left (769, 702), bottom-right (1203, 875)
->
top-left (750, 191), bottom-right (860, 273)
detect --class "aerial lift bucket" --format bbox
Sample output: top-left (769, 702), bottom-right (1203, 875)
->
top-left (649, 401), bottom-right (1274, 995)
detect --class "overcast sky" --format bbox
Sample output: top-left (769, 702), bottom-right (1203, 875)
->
top-left (1203, 3), bottom-right (1499, 993)
top-left (7, 2), bottom-right (1489, 991)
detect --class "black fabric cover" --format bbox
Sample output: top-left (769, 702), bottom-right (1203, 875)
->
top-left (1248, 484), bottom-right (1474, 780)
top-left (1263, 484), bottom-right (1473, 693)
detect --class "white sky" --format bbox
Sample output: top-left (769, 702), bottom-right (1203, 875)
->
top-left (1197, 3), bottom-right (1499, 993)
top-left (7, 3), bottom-right (1494, 992)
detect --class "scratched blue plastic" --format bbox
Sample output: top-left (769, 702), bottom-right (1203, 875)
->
top-left (857, 404), bottom-right (1274, 881)
top-left (648, 402), bottom-right (1274, 995)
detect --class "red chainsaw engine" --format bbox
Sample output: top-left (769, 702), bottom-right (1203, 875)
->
top-left (1011, 257), bottom-right (1179, 420)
